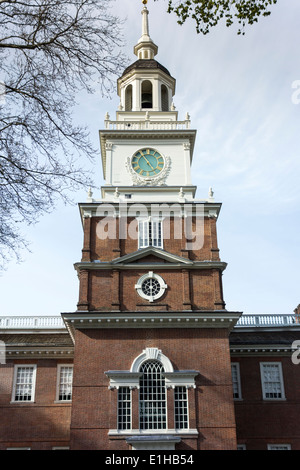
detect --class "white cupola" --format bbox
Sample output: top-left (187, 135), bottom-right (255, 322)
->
top-left (117, 2), bottom-right (176, 116)
top-left (99, 1), bottom-right (196, 204)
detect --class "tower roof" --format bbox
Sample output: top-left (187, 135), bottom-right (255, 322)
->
top-left (121, 58), bottom-right (171, 78)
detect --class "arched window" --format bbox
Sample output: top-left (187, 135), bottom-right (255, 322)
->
top-left (139, 360), bottom-right (167, 430)
top-left (106, 348), bottom-right (198, 437)
top-left (161, 84), bottom-right (169, 111)
top-left (141, 80), bottom-right (152, 109)
top-left (125, 84), bottom-right (132, 111)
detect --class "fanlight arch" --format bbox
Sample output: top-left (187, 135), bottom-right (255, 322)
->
top-left (130, 347), bottom-right (174, 373)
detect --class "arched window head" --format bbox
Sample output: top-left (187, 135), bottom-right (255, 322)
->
top-left (130, 347), bottom-right (173, 373)
top-left (161, 84), bottom-right (169, 111)
top-left (141, 80), bottom-right (152, 109)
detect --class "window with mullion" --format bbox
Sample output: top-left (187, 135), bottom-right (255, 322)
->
top-left (231, 363), bottom-right (242, 400)
top-left (118, 387), bottom-right (131, 430)
top-left (13, 365), bottom-right (36, 402)
top-left (260, 362), bottom-right (285, 400)
top-left (58, 366), bottom-right (73, 401)
top-left (139, 360), bottom-right (166, 430)
top-left (174, 386), bottom-right (188, 429)
top-left (138, 219), bottom-right (162, 249)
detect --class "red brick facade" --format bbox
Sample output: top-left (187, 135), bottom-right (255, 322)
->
top-left (70, 328), bottom-right (236, 450)
top-left (0, 359), bottom-right (72, 450)
top-left (1, 199), bottom-right (299, 450)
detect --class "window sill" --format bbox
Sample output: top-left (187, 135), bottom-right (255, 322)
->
top-left (108, 429), bottom-right (198, 437)
top-left (53, 400), bottom-right (72, 404)
top-left (263, 397), bottom-right (287, 401)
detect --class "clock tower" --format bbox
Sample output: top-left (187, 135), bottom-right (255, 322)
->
top-left (63, 2), bottom-right (241, 451)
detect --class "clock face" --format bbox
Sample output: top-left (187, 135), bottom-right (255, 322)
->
top-left (131, 148), bottom-right (164, 177)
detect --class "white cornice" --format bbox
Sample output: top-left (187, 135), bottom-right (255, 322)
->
top-left (230, 345), bottom-right (294, 356)
top-left (74, 260), bottom-right (227, 273)
top-left (5, 347), bottom-right (73, 359)
top-left (78, 199), bottom-right (222, 228)
top-left (62, 311), bottom-right (242, 338)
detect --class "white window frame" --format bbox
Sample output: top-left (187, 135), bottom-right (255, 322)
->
top-left (106, 348), bottom-right (198, 437)
top-left (260, 362), bottom-right (286, 401)
top-left (117, 386), bottom-right (132, 431)
top-left (135, 271), bottom-right (167, 302)
top-left (11, 365), bottom-right (37, 403)
top-left (138, 217), bottom-right (163, 249)
top-left (139, 360), bottom-right (167, 431)
top-left (174, 386), bottom-right (189, 430)
top-left (231, 363), bottom-right (242, 400)
top-left (56, 364), bottom-right (73, 402)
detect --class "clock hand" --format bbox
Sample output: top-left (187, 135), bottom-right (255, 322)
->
top-left (142, 155), bottom-right (155, 171)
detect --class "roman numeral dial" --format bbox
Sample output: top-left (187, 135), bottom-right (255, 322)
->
top-left (131, 148), bottom-right (165, 177)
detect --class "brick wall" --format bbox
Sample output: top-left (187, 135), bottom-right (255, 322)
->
top-left (233, 356), bottom-right (300, 450)
top-left (0, 359), bottom-right (72, 450)
top-left (83, 215), bottom-right (220, 262)
top-left (70, 327), bottom-right (236, 450)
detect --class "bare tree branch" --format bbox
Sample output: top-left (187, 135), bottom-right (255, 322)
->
top-left (0, 0), bottom-right (126, 268)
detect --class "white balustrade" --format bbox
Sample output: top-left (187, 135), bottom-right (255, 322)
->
top-left (0, 316), bottom-right (65, 329)
top-left (0, 314), bottom-right (298, 330)
top-left (104, 119), bottom-right (191, 131)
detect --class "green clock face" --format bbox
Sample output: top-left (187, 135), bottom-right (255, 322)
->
top-left (131, 148), bottom-right (164, 177)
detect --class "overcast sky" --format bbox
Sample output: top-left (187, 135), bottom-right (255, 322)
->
top-left (1, 0), bottom-right (299, 317)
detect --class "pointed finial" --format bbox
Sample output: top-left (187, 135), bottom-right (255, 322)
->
top-left (134, 0), bottom-right (158, 59)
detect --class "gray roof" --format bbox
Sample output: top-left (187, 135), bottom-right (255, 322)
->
top-left (122, 59), bottom-right (171, 77)
top-left (230, 330), bottom-right (300, 346)
top-left (0, 333), bottom-right (73, 347)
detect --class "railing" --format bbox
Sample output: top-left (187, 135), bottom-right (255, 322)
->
top-left (0, 314), bottom-right (298, 330)
top-left (104, 119), bottom-right (191, 131)
top-left (235, 314), bottom-right (297, 328)
top-left (0, 316), bottom-right (65, 329)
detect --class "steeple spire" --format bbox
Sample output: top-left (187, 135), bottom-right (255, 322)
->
top-left (134, 1), bottom-right (158, 59)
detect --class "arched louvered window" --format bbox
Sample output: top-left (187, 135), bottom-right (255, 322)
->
top-left (141, 80), bottom-right (153, 108)
top-left (125, 84), bottom-right (133, 111)
top-left (161, 84), bottom-right (169, 111)
top-left (139, 360), bottom-right (167, 430)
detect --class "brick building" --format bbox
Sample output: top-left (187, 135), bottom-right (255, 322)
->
top-left (0, 3), bottom-right (299, 451)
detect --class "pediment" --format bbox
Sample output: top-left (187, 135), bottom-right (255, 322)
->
top-left (111, 247), bottom-right (193, 266)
